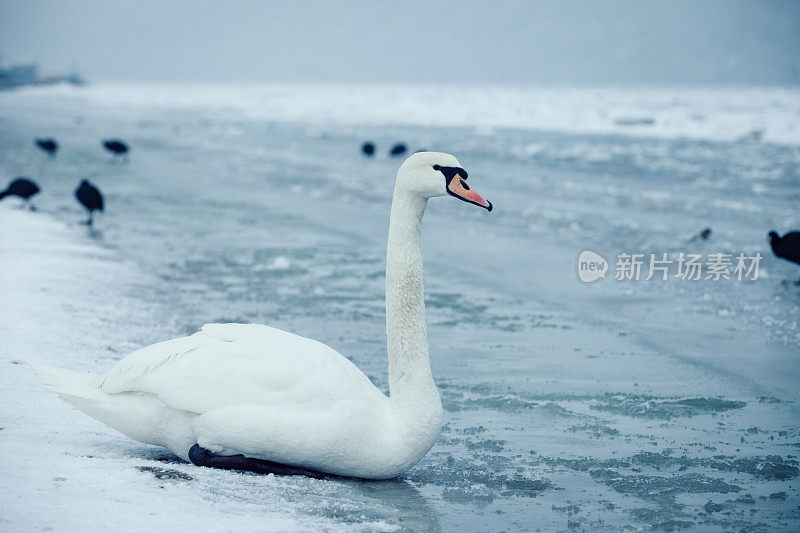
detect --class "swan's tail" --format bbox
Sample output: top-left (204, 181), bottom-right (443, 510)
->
top-left (30, 362), bottom-right (196, 460)
top-left (30, 363), bottom-right (105, 409)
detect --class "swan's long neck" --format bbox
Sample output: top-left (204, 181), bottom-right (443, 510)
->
top-left (385, 186), bottom-right (440, 415)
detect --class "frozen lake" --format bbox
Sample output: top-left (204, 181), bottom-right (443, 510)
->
top-left (1, 84), bottom-right (799, 531)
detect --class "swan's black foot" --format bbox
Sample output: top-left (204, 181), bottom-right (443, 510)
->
top-left (188, 444), bottom-right (327, 479)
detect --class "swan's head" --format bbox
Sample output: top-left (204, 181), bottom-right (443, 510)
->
top-left (397, 152), bottom-right (492, 211)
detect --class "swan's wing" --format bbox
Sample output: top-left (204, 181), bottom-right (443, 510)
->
top-left (99, 331), bottom-right (217, 389)
top-left (100, 323), bottom-right (384, 414)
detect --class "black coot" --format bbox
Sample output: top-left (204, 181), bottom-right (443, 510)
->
top-left (0, 177), bottom-right (40, 210)
top-left (361, 142), bottom-right (375, 157)
top-left (35, 138), bottom-right (58, 156)
top-left (769, 231), bottom-right (800, 267)
top-left (690, 227), bottom-right (712, 241)
top-left (389, 143), bottom-right (407, 157)
top-left (75, 180), bottom-right (104, 225)
top-left (103, 139), bottom-right (129, 156)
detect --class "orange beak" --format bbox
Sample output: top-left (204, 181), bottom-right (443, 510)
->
top-left (447, 174), bottom-right (492, 211)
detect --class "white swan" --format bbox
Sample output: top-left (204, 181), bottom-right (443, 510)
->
top-left (34, 152), bottom-right (492, 480)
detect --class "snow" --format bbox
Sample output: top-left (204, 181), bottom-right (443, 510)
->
top-left (265, 256), bottom-right (291, 271)
top-left (1, 84), bottom-right (799, 531)
top-left (5, 83), bottom-right (800, 145)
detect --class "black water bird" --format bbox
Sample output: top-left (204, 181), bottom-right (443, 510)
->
top-left (0, 177), bottom-right (40, 210)
top-left (75, 180), bottom-right (104, 225)
top-left (35, 138), bottom-right (58, 156)
top-left (361, 142), bottom-right (375, 157)
top-left (769, 231), bottom-right (800, 269)
top-left (690, 227), bottom-right (712, 242)
top-left (389, 143), bottom-right (407, 157)
top-left (102, 139), bottom-right (129, 156)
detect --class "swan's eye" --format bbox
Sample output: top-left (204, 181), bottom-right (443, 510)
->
top-left (432, 165), bottom-right (440, 171)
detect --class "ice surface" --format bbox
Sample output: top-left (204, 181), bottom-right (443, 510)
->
top-left (1, 84), bottom-right (799, 531)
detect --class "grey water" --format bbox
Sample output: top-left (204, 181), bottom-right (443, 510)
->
top-left (1, 86), bottom-right (799, 531)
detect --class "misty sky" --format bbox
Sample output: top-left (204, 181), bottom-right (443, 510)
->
top-left (1, 0), bottom-right (798, 85)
